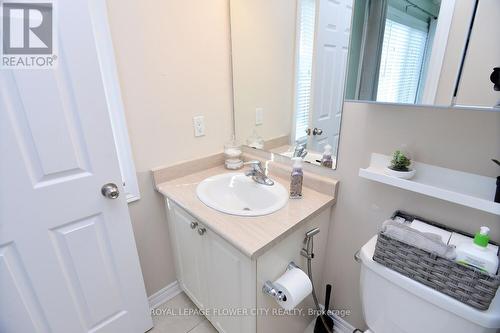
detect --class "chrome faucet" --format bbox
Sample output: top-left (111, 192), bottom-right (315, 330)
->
top-left (244, 160), bottom-right (274, 186)
top-left (293, 144), bottom-right (308, 158)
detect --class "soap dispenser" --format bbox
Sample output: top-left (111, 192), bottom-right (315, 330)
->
top-left (321, 144), bottom-right (333, 168)
top-left (289, 157), bottom-right (303, 199)
top-left (455, 226), bottom-right (499, 275)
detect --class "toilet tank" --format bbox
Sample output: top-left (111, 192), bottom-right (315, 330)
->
top-left (359, 236), bottom-right (500, 333)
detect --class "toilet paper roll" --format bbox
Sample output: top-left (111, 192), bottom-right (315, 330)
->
top-left (273, 267), bottom-right (312, 310)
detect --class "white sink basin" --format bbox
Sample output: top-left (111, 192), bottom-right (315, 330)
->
top-left (196, 173), bottom-right (288, 216)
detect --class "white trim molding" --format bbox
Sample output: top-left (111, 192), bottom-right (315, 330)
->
top-left (420, 0), bottom-right (456, 105)
top-left (331, 313), bottom-right (358, 333)
top-left (91, 0), bottom-right (140, 203)
top-left (148, 281), bottom-right (183, 310)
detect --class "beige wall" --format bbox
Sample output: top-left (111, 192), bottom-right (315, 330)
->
top-left (106, 0), bottom-right (233, 296)
top-left (231, 0), bottom-right (296, 143)
top-left (325, 101), bottom-right (500, 329)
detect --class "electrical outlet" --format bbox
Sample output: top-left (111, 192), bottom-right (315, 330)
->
top-left (255, 107), bottom-right (263, 125)
top-left (193, 116), bottom-right (205, 137)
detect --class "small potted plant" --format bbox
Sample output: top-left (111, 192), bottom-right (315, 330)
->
top-left (385, 150), bottom-right (416, 179)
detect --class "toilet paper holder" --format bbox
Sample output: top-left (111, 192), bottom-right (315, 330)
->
top-left (262, 261), bottom-right (299, 302)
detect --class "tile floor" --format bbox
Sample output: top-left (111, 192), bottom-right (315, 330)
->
top-left (149, 292), bottom-right (217, 333)
top-left (148, 292), bottom-right (346, 333)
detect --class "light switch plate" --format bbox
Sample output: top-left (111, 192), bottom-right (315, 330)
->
top-left (193, 116), bottom-right (205, 137)
top-left (255, 107), bottom-right (263, 125)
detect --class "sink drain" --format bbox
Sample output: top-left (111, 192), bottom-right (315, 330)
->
top-left (242, 207), bottom-right (251, 211)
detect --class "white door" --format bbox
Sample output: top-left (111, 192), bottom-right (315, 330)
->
top-left (310, 0), bottom-right (353, 154)
top-left (0, 0), bottom-right (152, 332)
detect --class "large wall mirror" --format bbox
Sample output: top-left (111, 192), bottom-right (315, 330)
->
top-left (229, 0), bottom-right (500, 170)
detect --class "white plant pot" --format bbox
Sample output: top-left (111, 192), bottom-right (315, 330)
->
top-left (384, 167), bottom-right (416, 180)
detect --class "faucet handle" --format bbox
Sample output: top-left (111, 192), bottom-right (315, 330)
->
top-left (244, 160), bottom-right (263, 170)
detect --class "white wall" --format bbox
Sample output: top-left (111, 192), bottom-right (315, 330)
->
top-left (106, 0), bottom-right (233, 296)
top-left (231, 0), bottom-right (297, 143)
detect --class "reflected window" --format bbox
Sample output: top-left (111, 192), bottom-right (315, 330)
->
top-left (377, 7), bottom-right (429, 104)
top-left (294, 0), bottom-right (315, 143)
top-left (349, 0), bottom-right (443, 105)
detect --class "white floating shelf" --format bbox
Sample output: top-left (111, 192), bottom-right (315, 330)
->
top-left (359, 153), bottom-right (500, 216)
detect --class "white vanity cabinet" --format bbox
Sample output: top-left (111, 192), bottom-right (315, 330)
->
top-left (166, 200), bottom-right (256, 333)
top-left (164, 197), bottom-right (332, 333)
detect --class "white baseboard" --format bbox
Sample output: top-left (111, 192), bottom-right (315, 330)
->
top-left (148, 281), bottom-right (182, 310)
top-left (331, 313), bottom-right (357, 333)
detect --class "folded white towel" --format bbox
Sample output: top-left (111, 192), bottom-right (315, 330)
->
top-left (381, 220), bottom-right (456, 260)
top-left (410, 220), bottom-right (452, 244)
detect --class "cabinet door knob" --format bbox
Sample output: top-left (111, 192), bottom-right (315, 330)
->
top-left (197, 227), bottom-right (206, 236)
top-left (190, 221), bottom-right (198, 229)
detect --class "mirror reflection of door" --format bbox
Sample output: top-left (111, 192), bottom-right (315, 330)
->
top-left (293, 0), bottom-right (353, 156)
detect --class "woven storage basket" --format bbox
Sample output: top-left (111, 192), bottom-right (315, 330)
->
top-left (373, 211), bottom-right (500, 311)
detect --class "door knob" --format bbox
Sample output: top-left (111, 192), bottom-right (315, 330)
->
top-left (312, 128), bottom-right (323, 135)
top-left (197, 227), bottom-right (206, 236)
top-left (101, 183), bottom-right (120, 199)
top-left (190, 221), bottom-right (198, 229)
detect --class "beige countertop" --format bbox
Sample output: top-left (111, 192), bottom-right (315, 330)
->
top-left (156, 165), bottom-right (336, 259)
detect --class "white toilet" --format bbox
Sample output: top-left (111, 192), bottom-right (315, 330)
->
top-left (359, 236), bottom-right (500, 333)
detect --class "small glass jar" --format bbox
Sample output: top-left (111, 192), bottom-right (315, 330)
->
top-left (224, 140), bottom-right (243, 170)
top-left (246, 129), bottom-right (264, 149)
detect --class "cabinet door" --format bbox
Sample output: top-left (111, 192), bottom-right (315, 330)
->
top-left (170, 204), bottom-right (208, 309)
top-left (205, 231), bottom-right (256, 333)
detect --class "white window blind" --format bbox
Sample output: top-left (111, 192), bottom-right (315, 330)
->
top-left (294, 0), bottom-right (315, 142)
top-left (376, 8), bottom-right (429, 104)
